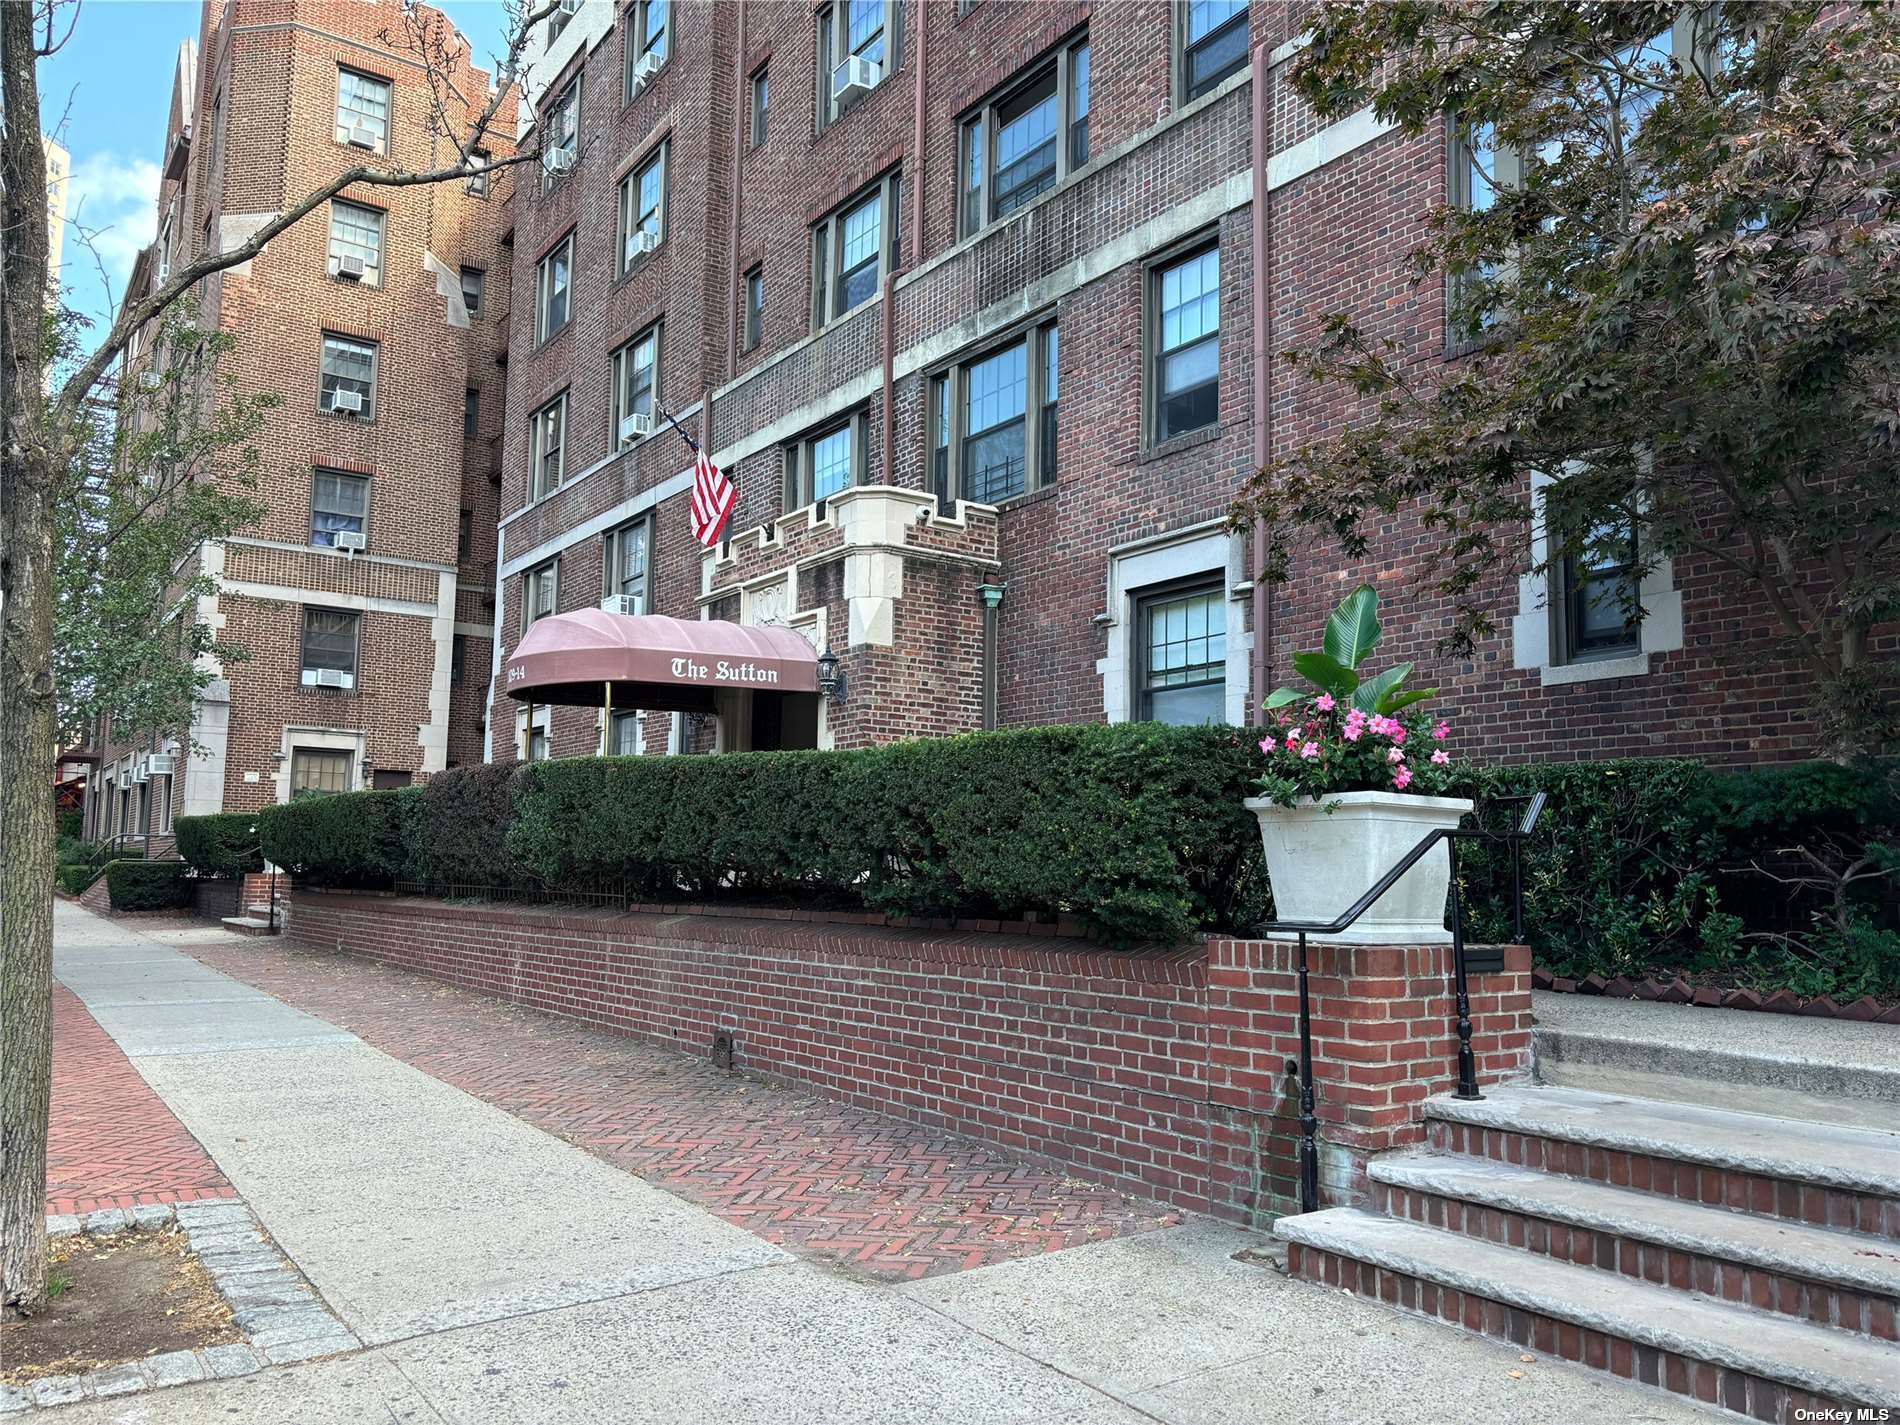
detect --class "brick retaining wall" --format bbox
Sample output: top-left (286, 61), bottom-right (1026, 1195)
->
top-left (287, 890), bottom-right (1531, 1222)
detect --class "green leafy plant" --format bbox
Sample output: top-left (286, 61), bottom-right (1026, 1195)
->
top-left (174, 812), bottom-right (264, 879)
top-left (1264, 585), bottom-right (1438, 717)
top-left (104, 861), bottom-right (193, 912)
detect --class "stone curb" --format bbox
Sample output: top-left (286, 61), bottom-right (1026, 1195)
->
top-left (4, 1201), bottom-right (358, 1413)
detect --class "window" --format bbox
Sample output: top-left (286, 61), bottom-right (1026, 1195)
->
top-left (1446, 119), bottom-right (1518, 350)
top-left (336, 68), bottom-right (391, 152)
top-left (523, 561), bottom-right (559, 630)
top-left (1136, 582), bottom-right (1226, 725)
top-left (457, 508), bottom-right (473, 561)
top-left (639, 0), bottom-right (669, 66)
top-left (743, 267), bottom-right (764, 351)
top-left (612, 326), bottom-right (660, 447)
top-left (782, 416), bottom-right (862, 512)
top-left (617, 143), bottom-right (667, 274)
top-left (1151, 245), bottom-right (1220, 442)
top-left (959, 34), bottom-right (1089, 237)
top-left (529, 393), bottom-right (567, 499)
top-left (467, 148), bottom-right (490, 196)
top-left (548, 0), bottom-right (575, 43)
top-left (450, 634), bottom-right (467, 686)
top-left (816, 1), bottom-right (896, 129)
top-left (1559, 519), bottom-right (1641, 661)
top-left (328, 200), bottom-right (384, 284)
top-left (300, 608), bottom-right (361, 687)
top-left (537, 233), bottom-right (572, 341)
top-left (460, 266), bottom-right (484, 316)
top-left (1179, 1), bottom-right (1247, 103)
top-left (542, 80), bottom-right (580, 187)
top-left (310, 470), bottom-right (370, 548)
top-left (611, 711), bottom-right (642, 756)
top-left (605, 518), bottom-right (651, 607)
top-left (464, 386), bottom-right (479, 440)
top-left (930, 322), bottom-right (1058, 506)
top-left (751, 67), bottom-right (768, 146)
top-left (811, 174), bottom-right (899, 327)
top-left (291, 747), bottom-right (354, 794)
top-left (319, 334), bottom-right (377, 419)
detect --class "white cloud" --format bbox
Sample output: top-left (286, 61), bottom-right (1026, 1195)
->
top-left (61, 151), bottom-right (160, 292)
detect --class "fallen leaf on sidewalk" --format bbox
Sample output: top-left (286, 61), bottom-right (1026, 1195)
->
top-left (1507, 1370), bottom-right (1524, 1380)
top-left (1519, 1354), bottom-right (1535, 1363)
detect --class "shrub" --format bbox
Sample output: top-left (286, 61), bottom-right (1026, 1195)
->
top-left (405, 762), bottom-right (534, 891)
top-left (57, 808), bottom-right (81, 840)
top-left (260, 788), bottom-right (416, 889)
top-left (175, 812), bottom-right (265, 878)
top-left (55, 863), bottom-right (98, 896)
top-left (105, 860), bottom-right (193, 911)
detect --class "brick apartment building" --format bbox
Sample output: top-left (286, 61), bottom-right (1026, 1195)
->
top-left (484, 0), bottom-right (1809, 768)
top-left (83, 0), bottom-right (516, 844)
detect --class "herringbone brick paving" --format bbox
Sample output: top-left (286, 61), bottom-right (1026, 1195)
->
top-left (46, 984), bottom-right (236, 1216)
top-left (179, 937), bottom-right (1182, 1280)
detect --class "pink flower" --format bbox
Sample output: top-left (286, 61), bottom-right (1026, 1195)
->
top-left (1431, 749), bottom-right (1451, 765)
top-left (1341, 721), bottom-right (1363, 742)
top-left (1285, 731), bottom-right (1301, 749)
top-left (1300, 741), bottom-right (1320, 760)
top-left (1387, 747), bottom-right (1405, 764)
top-left (1391, 725), bottom-right (1407, 745)
top-left (1315, 693), bottom-right (1335, 712)
top-left (1277, 712), bottom-right (1292, 727)
top-left (1432, 721), bottom-right (1450, 741)
top-left (1258, 738), bottom-right (1275, 755)
top-left (1393, 764), bottom-right (1414, 790)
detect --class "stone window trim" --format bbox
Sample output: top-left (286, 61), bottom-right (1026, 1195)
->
top-left (609, 709), bottom-right (644, 756)
top-left (926, 315), bottom-right (1059, 510)
top-left (310, 469), bottom-right (371, 550)
top-left (318, 332), bottom-right (378, 422)
top-left (1096, 522), bottom-right (1252, 727)
top-left (1134, 575), bottom-right (1230, 725)
top-left (515, 703), bottom-right (551, 762)
top-left (810, 172), bottom-right (901, 330)
top-left (815, 0), bottom-right (901, 133)
top-left (782, 410), bottom-right (867, 516)
top-left (1510, 468), bottom-right (1683, 687)
top-left (280, 732), bottom-right (364, 802)
top-left (615, 137), bottom-right (670, 278)
top-left (1143, 231), bottom-right (1223, 449)
top-left (1173, 0), bottom-right (1248, 109)
top-left (529, 391), bottom-right (569, 503)
top-left (522, 558), bottom-right (560, 634)
top-left (298, 606), bottom-right (362, 690)
top-left (957, 28), bottom-right (1090, 240)
top-left (611, 322), bottom-right (664, 450)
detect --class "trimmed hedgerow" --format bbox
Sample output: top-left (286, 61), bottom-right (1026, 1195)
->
top-left (175, 812), bottom-right (265, 878)
top-left (105, 860), bottom-right (193, 911)
top-left (55, 863), bottom-right (98, 896)
top-left (259, 788), bottom-right (416, 890)
top-left (404, 762), bottom-right (534, 891)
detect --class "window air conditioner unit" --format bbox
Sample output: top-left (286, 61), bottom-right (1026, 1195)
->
top-left (546, 147), bottom-right (577, 176)
top-left (138, 370), bottom-right (163, 390)
top-left (600, 595), bottom-right (643, 617)
top-left (148, 753), bottom-right (177, 776)
top-left (328, 388), bottom-right (365, 414)
top-left (348, 125), bottom-right (380, 151)
top-left (618, 411), bottom-right (654, 448)
top-left (308, 668), bottom-right (352, 689)
top-left (631, 50), bottom-right (663, 92)
top-left (624, 227), bottom-right (659, 264)
top-left (333, 531), bottom-right (368, 553)
top-left (832, 56), bottom-right (881, 103)
top-left (132, 755), bottom-right (151, 784)
top-left (333, 253), bottom-right (367, 281)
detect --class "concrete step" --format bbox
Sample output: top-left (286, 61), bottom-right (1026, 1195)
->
top-left (1425, 1085), bottom-right (1900, 1237)
top-left (1275, 1207), bottom-right (1900, 1418)
top-left (1534, 993), bottom-right (1900, 1132)
top-left (1371, 1153), bottom-right (1900, 1339)
top-left (220, 916), bottom-right (278, 938)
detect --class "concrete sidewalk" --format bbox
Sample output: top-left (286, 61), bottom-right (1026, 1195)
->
top-left (40, 901), bottom-right (1718, 1423)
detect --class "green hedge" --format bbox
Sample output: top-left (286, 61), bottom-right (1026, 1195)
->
top-left (55, 863), bottom-right (99, 896)
top-left (175, 812), bottom-right (265, 878)
top-left (105, 860), bottom-right (193, 911)
top-left (404, 763), bottom-right (532, 891)
top-left (259, 788), bottom-right (415, 890)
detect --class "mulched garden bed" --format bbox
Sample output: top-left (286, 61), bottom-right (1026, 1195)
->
top-left (0, 1227), bottom-right (239, 1381)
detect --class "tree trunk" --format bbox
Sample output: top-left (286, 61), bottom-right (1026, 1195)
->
top-left (1, 0), bottom-right (57, 1318)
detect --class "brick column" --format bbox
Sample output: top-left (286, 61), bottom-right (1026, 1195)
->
top-left (1204, 939), bottom-right (1533, 1215)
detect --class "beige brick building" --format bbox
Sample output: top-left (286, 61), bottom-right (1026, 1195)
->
top-left (85, 0), bottom-right (515, 842)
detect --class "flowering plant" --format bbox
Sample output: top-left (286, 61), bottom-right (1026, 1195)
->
top-left (1253, 584), bottom-right (1457, 806)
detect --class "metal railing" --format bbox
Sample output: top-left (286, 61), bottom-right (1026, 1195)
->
top-left (1260, 792), bottom-right (1546, 1215)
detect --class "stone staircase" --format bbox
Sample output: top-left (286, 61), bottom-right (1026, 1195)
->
top-left (220, 901), bottom-right (280, 937)
top-left (1273, 1002), bottom-right (1900, 1421)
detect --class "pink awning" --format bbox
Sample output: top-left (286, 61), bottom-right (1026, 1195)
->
top-left (503, 610), bottom-right (819, 709)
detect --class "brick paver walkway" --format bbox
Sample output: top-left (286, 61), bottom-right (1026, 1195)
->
top-left (179, 936), bottom-right (1181, 1281)
top-left (47, 984), bottom-right (236, 1216)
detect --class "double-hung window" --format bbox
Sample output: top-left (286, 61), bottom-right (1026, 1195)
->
top-left (743, 267), bottom-right (764, 351)
top-left (959, 33), bottom-right (1089, 237)
top-left (1558, 518), bottom-right (1641, 661)
top-left (783, 417), bottom-right (861, 512)
top-left (605, 518), bottom-right (651, 610)
top-left (328, 200), bottom-right (383, 284)
top-left (542, 80), bottom-right (580, 187)
top-left (816, 1), bottom-right (896, 129)
top-left (611, 711), bottom-right (642, 756)
top-left (336, 68), bottom-right (391, 152)
top-left (750, 67), bottom-right (768, 146)
top-left (612, 326), bottom-right (660, 447)
top-left (310, 470), bottom-right (370, 548)
top-left (523, 561), bottom-right (559, 631)
top-left (530, 393), bottom-right (567, 499)
top-left (811, 174), bottom-right (899, 327)
top-left (464, 387), bottom-right (480, 440)
top-left (467, 147), bottom-right (490, 196)
top-left (291, 747), bottom-right (354, 793)
top-left (1136, 581), bottom-right (1227, 725)
top-left (1178, 1), bottom-right (1247, 103)
top-left (460, 266), bottom-right (484, 316)
top-left (537, 233), bottom-right (572, 342)
top-left (1151, 245), bottom-right (1220, 442)
top-left (617, 143), bottom-right (667, 274)
top-left (300, 608), bottom-right (361, 688)
top-left (628, 0), bottom-right (669, 92)
top-left (319, 334), bottom-right (377, 419)
top-left (929, 322), bottom-right (1058, 507)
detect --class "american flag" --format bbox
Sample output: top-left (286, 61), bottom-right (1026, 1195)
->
top-left (690, 446), bottom-right (736, 548)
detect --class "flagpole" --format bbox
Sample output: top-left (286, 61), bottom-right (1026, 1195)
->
top-left (654, 404), bottom-right (700, 454)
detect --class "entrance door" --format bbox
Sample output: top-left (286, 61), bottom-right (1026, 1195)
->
top-left (749, 692), bottom-right (820, 751)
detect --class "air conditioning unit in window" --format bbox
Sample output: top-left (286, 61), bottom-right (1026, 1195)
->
top-left (332, 253), bottom-right (367, 281)
top-left (348, 124), bottom-right (381, 151)
top-left (132, 755), bottom-right (151, 784)
top-left (138, 370), bottom-right (162, 390)
top-left (617, 412), bottom-right (654, 449)
top-left (308, 668), bottom-right (353, 689)
top-left (545, 147), bottom-right (577, 176)
top-left (832, 55), bottom-right (881, 103)
top-left (631, 50), bottom-right (664, 93)
top-left (327, 388), bottom-right (365, 415)
top-left (148, 753), bottom-right (177, 776)
top-left (600, 595), bottom-right (643, 617)
top-left (624, 227), bottom-right (659, 266)
top-left (333, 531), bottom-right (368, 553)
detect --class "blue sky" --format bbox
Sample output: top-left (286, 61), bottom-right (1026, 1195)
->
top-left (39, 0), bottom-right (512, 347)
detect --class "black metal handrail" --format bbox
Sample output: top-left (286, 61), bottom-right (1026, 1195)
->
top-left (1260, 792), bottom-right (1546, 1214)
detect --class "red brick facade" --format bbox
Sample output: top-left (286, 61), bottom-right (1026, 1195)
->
top-left (285, 888), bottom-right (1531, 1221)
top-left (487, 0), bottom-right (1808, 767)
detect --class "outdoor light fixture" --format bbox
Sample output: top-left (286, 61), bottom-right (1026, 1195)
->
top-left (816, 647), bottom-right (846, 704)
top-left (270, 750), bottom-right (286, 769)
top-left (359, 756), bottom-right (375, 785)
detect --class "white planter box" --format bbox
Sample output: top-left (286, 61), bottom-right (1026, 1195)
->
top-left (1243, 791), bottom-right (1474, 944)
